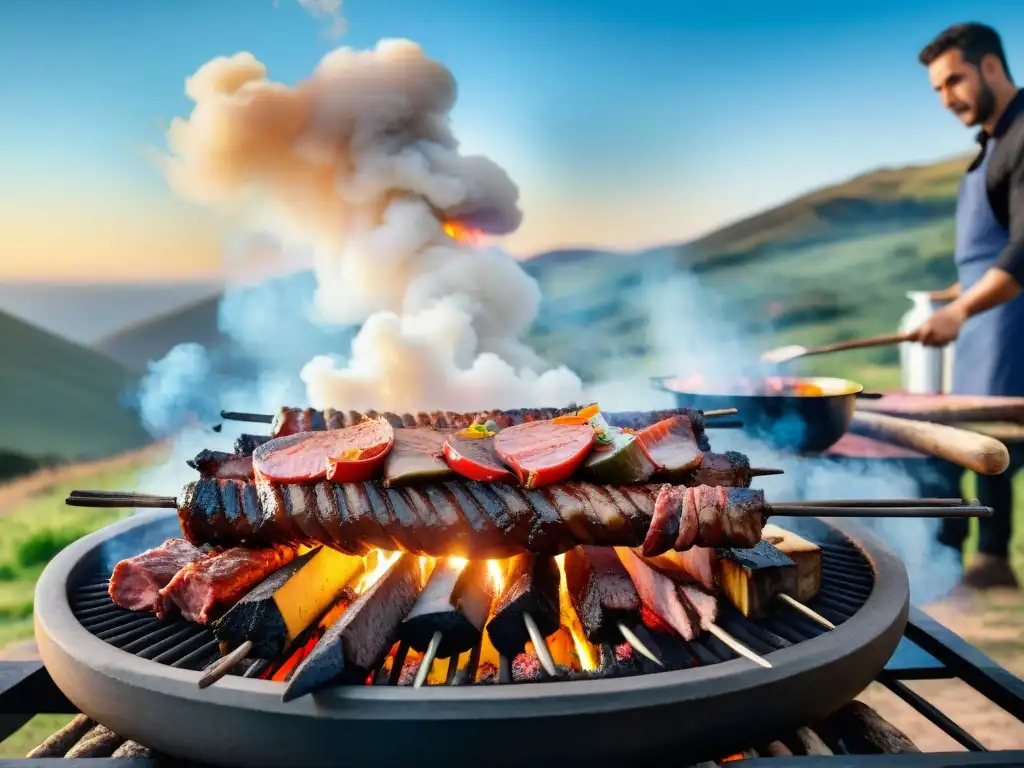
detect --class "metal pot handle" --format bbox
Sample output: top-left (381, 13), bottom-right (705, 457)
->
top-left (856, 392), bottom-right (884, 399)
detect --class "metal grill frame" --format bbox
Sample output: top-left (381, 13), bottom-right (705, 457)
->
top-left (32, 511), bottom-right (909, 768)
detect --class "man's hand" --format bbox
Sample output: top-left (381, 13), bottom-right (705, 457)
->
top-left (928, 283), bottom-right (960, 302)
top-left (915, 302), bottom-right (968, 346)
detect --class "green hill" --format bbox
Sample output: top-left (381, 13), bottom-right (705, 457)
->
top-left (0, 310), bottom-right (151, 470)
top-left (524, 154), bottom-right (970, 386)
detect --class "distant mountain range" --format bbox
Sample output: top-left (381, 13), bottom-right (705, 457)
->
top-left (0, 153), bottom-right (969, 472)
top-left (86, 154), bottom-right (967, 383)
top-left (0, 282), bottom-right (222, 346)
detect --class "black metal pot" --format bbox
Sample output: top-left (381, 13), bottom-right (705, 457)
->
top-left (651, 375), bottom-right (880, 453)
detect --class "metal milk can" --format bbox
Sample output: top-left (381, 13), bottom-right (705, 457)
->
top-left (898, 291), bottom-right (955, 394)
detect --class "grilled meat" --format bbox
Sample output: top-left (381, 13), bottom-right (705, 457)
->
top-left (562, 546), bottom-right (642, 643)
top-left (108, 538), bottom-right (208, 613)
top-left (235, 433), bottom-right (271, 456)
top-left (268, 405), bottom-right (713, 451)
top-left (189, 449), bottom-right (254, 480)
top-left (176, 478), bottom-right (766, 559)
top-left (159, 544), bottom-right (296, 624)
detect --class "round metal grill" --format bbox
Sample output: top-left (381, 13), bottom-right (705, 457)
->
top-left (34, 510), bottom-right (909, 768)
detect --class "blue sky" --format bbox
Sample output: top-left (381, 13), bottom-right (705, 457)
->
top-left (2, 0), bottom-right (1024, 279)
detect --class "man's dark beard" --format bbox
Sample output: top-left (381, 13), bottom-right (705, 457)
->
top-left (957, 82), bottom-right (997, 126)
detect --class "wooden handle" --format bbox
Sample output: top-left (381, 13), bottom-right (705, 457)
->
top-left (850, 411), bottom-right (1010, 475)
top-left (802, 332), bottom-right (915, 358)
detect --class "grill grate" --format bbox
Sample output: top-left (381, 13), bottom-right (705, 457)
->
top-left (68, 529), bottom-right (872, 686)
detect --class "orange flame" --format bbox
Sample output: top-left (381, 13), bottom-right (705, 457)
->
top-left (443, 220), bottom-right (484, 245)
top-left (554, 553), bottom-right (598, 671)
top-left (355, 549), bottom-right (401, 594)
top-left (486, 559), bottom-right (507, 596)
top-left (719, 755), bottom-right (746, 763)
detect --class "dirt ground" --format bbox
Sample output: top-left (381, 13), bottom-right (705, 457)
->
top-left (0, 444), bottom-right (166, 518)
top-left (857, 588), bottom-right (1024, 752)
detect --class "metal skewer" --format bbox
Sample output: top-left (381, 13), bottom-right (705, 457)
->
top-left (413, 631), bottom-right (443, 688)
top-left (523, 612), bottom-right (558, 677)
top-left (616, 623), bottom-right (664, 667)
top-left (218, 407), bottom-right (740, 425)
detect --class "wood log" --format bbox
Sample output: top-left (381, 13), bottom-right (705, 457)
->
top-left (822, 700), bottom-right (920, 754)
top-left (24, 714), bottom-right (95, 758)
top-left (794, 726), bottom-right (833, 755)
top-left (63, 725), bottom-right (123, 759)
top-left (761, 524), bottom-right (821, 602)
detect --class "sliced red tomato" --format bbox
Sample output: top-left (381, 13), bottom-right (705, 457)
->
top-left (442, 430), bottom-right (517, 483)
top-left (253, 418), bottom-right (394, 484)
top-left (492, 421), bottom-right (595, 488)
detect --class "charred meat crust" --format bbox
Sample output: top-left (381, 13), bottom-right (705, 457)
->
top-left (177, 479), bottom-right (765, 558)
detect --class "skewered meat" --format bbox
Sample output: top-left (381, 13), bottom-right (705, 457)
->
top-left (681, 451), bottom-right (756, 488)
top-left (159, 544), bottom-right (296, 623)
top-left (177, 477), bottom-right (766, 558)
top-left (616, 548), bottom-right (699, 640)
top-left (189, 450), bottom-right (254, 480)
top-left (235, 434), bottom-right (270, 456)
top-left (213, 545), bottom-right (363, 657)
top-left (562, 546), bottom-right (643, 643)
top-left (268, 405), bottom-right (714, 451)
top-left (108, 538), bottom-right (208, 613)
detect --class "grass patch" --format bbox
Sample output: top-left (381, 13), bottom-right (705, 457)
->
top-left (0, 455), bottom-right (154, 649)
top-left (0, 715), bottom-right (81, 758)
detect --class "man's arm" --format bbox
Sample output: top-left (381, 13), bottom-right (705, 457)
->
top-left (929, 282), bottom-right (961, 301)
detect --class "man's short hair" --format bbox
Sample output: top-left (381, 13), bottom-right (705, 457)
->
top-left (918, 23), bottom-right (1011, 79)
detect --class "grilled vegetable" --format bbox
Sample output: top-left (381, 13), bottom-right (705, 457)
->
top-left (401, 559), bottom-right (493, 658)
top-left (486, 554), bottom-right (561, 658)
top-left (383, 428), bottom-right (456, 486)
top-left (213, 545), bottom-right (364, 657)
top-left (443, 424), bottom-right (517, 484)
top-left (282, 554), bottom-right (422, 701)
top-left (579, 410), bottom-right (657, 485)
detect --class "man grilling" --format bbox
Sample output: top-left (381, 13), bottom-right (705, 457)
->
top-left (914, 23), bottom-right (1024, 589)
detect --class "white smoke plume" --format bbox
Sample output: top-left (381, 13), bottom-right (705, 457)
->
top-left (161, 39), bottom-right (583, 413)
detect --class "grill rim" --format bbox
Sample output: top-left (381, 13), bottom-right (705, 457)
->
top-left (34, 510), bottom-right (909, 767)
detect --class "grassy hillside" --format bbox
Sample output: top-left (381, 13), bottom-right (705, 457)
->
top-left (0, 310), bottom-right (151, 467)
top-left (524, 154), bottom-right (969, 385)
top-left (91, 153), bottom-right (971, 390)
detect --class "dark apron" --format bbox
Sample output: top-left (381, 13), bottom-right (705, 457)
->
top-left (952, 142), bottom-right (1024, 396)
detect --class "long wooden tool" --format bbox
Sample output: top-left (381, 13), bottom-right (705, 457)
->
top-left (762, 332), bottom-right (915, 364)
top-left (856, 394), bottom-right (1024, 425)
top-left (850, 411), bottom-right (1010, 475)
